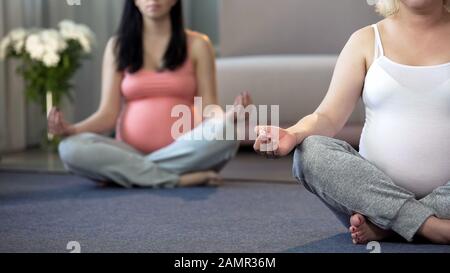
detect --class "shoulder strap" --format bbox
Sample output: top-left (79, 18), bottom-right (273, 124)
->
top-left (372, 24), bottom-right (385, 58)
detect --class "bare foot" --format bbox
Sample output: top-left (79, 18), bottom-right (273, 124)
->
top-left (94, 180), bottom-right (116, 187)
top-left (349, 213), bottom-right (393, 244)
top-left (178, 171), bottom-right (222, 187)
top-left (417, 216), bottom-right (450, 244)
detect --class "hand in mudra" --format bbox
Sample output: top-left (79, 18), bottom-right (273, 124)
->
top-left (253, 126), bottom-right (298, 158)
top-left (225, 91), bottom-right (253, 122)
top-left (47, 107), bottom-right (75, 137)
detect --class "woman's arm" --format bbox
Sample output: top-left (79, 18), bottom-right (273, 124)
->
top-left (71, 37), bottom-right (124, 134)
top-left (190, 32), bottom-right (252, 124)
top-left (255, 27), bottom-right (373, 156)
top-left (48, 37), bottom-right (123, 136)
top-left (190, 32), bottom-right (222, 124)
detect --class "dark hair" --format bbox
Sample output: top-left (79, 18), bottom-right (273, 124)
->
top-left (115, 0), bottom-right (187, 73)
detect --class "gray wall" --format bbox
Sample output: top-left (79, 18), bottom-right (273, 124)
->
top-left (1, 0), bottom-right (381, 151)
top-left (219, 0), bottom-right (382, 56)
top-left (190, 0), bottom-right (219, 45)
top-left (1, 0), bottom-right (47, 151)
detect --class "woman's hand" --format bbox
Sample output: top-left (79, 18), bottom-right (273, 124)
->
top-left (253, 126), bottom-right (298, 158)
top-left (225, 91), bottom-right (253, 122)
top-left (47, 107), bottom-right (76, 137)
top-left (234, 91), bottom-right (252, 108)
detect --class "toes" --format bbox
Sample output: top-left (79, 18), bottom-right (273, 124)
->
top-left (350, 213), bottom-right (366, 228)
top-left (357, 236), bottom-right (368, 244)
top-left (356, 214), bottom-right (366, 225)
top-left (350, 215), bottom-right (360, 227)
top-left (356, 231), bottom-right (364, 238)
top-left (351, 230), bottom-right (369, 245)
top-left (356, 232), bottom-right (369, 244)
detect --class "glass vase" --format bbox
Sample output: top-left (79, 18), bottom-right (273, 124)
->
top-left (41, 90), bottom-right (61, 153)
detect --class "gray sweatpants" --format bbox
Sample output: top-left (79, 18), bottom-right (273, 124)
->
top-left (59, 118), bottom-right (240, 188)
top-left (292, 135), bottom-right (450, 242)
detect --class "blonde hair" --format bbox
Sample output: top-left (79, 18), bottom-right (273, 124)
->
top-left (376, 0), bottom-right (450, 17)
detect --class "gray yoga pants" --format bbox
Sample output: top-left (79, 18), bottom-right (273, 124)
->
top-left (292, 135), bottom-right (450, 241)
top-left (59, 118), bottom-right (240, 188)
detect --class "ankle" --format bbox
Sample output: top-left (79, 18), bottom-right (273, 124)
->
top-left (417, 216), bottom-right (450, 244)
top-left (418, 216), bottom-right (438, 236)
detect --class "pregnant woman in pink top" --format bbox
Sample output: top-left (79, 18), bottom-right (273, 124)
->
top-left (47, 0), bottom-right (251, 188)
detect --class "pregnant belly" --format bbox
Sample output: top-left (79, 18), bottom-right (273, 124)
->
top-left (117, 98), bottom-right (194, 154)
top-left (359, 117), bottom-right (450, 198)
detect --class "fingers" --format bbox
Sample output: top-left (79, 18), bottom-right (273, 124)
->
top-left (48, 107), bottom-right (56, 125)
top-left (47, 107), bottom-right (56, 120)
top-left (234, 91), bottom-right (252, 107)
top-left (254, 125), bottom-right (266, 136)
top-left (261, 134), bottom-right (279, 159)
top-left (255, 125), bottom-right (278, 136)
top-left (253, 133), bottom-right (268, 155)
top-left (253, 127), bottom-right (280, 159)
top-left (253, 136), bottom-right (261, 152)
top-left (47, 108), bottom-right (58, 134)
top-left (234, 93), bottom-right (242, 106)
top-left (241, 91), bottom-right (247, 107)
top-left (48, 108), bottom-right (67, 136)
top-left (239, 91), bottom-right (252, 107)
top-left (243, 91), bottom-right (252, 106)
top-left (55, 110), bottom-right (61, 128)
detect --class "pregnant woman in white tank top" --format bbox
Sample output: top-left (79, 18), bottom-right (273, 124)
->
top-left (255, 0), bottom-right (450, 244)
top-left (360, 23), bottom-right (450, 198)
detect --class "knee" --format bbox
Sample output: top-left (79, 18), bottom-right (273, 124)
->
top-left (292, 135), bottom-right (333, 184)
top-left (58, 133), bottom-right (98, 167)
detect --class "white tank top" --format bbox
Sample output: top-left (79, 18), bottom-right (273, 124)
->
top-left (359, 24), bottom-right (450, 198)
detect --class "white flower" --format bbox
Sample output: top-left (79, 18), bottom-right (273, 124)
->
top-left (9, 28), bottom-right (27, 42)
top-left (2, 28), bottom-right (28, 55)
top-left (13, 39), bottom-right (25, 53)
top-left (59, 20), bottom-right (76, 31)
top-left (25, 34), bottom-right (46, 61)
top-left (26, 34), bottom-right (42, 59)
top-left (41, 29), bottom-right (67, 52)
top-left (3, 21), bottom-right (94, 67)
top-left (25, 30), bottom-right (66, 66)
top-left (78, 35), bottom-right (91, 53)
top-left (42, 51), bottom-right (60, 67)
top-left (58, 20), bottom-right (95, 54)
top-left (0, 36), bottom-right (11, 60)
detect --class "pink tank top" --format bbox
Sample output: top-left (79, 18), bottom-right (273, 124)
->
top-left (116, 56), bottom-right (197, 154)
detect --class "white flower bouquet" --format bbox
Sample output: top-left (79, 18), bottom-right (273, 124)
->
top-left (0, 20), bottom-right (95, 113)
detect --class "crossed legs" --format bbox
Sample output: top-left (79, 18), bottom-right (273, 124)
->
top-left (292, 135), bottom-right (450, 244)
